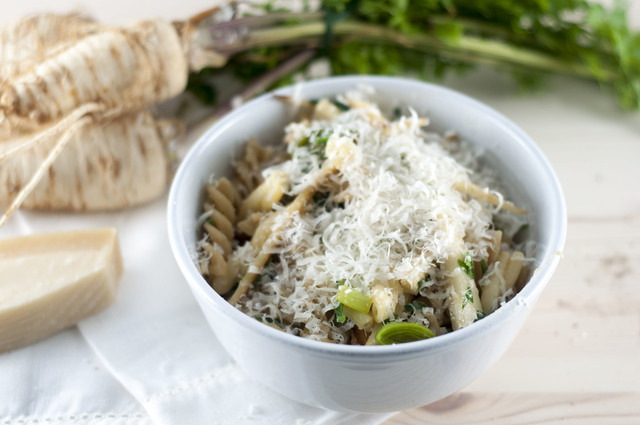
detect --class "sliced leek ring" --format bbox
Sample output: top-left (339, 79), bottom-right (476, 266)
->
top-left (375, 322), bottom-right (434, 345)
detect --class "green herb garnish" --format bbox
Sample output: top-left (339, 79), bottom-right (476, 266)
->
top-left (188, 1), bottom-right (640, 114)
top-left (462, 286), bottom-right (474, 309)
top-left (296, 130), bottom-right (333, 158)
top-left (334, 303), bottom-right (347, 323)
top-left (480, 259), bottom-right (488, 276)
top-left (417, 276), bottom-right (430, 290)
top-left (332, 99), bottom-right (350, 111)
top-left (256, 316), bottom-right (283, 328)
top-left (404, 301), bottom-right (427, 313)
top-left (314, 135), bottom-right (330, 146)
top-left (458, 252), bottom-right (475, 279)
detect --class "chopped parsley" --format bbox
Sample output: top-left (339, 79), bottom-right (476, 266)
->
top-left (255, 316), bottom-right (283, 328)
top-left (458, 252), bottom-right (475, 279)
top-left (332, 99), bottom-right (350, 111)
top-left (296, 130), bottom-right (333, 158)
top-left (404, 301), bottom-right (427, 313)
top-left (462, 286), bottom-right (474, 309)
top-left (314, 135), bottom-right (330, 146)
top-left (417, 276), bottom-right (430, 290)
top-left (334, 303), bottom-right (346, 323)
top-left (381, 314), bottom-right (397, 325)
top-left (480, 259), bottom-right (488, 276)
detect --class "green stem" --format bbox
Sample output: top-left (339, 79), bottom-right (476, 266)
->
top-left (216, 20), bottom-right (620, 83)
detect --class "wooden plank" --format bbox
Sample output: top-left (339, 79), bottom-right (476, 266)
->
top-left (472, 217), bottom-right (640, 392)
top-left (384, 215), bottom-right (640, 422)
top-left (444, 72), bottom-right (640, 219)
top-left (386, 393), bottom-right (640, 425)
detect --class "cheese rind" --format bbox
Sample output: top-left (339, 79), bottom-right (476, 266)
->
top-left (0, 228), bottom-right (123, 353)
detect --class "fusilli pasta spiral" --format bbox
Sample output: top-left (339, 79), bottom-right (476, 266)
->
top-left (201, 177), bottom-right (237, 294)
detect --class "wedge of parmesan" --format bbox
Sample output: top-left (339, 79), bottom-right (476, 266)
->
top-left (0, 228), bottom-right (123, 353)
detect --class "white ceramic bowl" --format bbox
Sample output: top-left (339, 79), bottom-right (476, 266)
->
top-left (167, 76), bottom-right (566, 413)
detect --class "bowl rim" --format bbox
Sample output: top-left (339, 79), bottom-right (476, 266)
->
top-left (168, 75), bottom-right (567, 359)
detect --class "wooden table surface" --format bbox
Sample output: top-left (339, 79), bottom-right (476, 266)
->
top-left (384, 70), bottom-right (640, 424)
top-left (3, 2), bottom-right (640, 424)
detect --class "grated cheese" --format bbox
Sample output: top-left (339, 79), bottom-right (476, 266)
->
top-left (227, 92), bottom-right (525, 343)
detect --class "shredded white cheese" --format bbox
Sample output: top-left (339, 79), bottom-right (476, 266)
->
top-left (229, 93), bottom-right (521, 343)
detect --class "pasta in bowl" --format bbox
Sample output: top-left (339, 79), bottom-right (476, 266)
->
top-left (197, 92), bottom-right (532, 345)
top-left (167, 76), bottom-right (566, 412)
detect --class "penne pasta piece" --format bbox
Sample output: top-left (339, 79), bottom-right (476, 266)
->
top-left (249, 212), bottom-right (278, 251)
top-left (487, 230), bottom-right (503, 264)
top-left (399, 278), bottom-right (420, 295)
top-left (398, 268), bottom-right (431, 296)
top-left (480, 251), bottom-right (510, 313)
top-left (453, 181), bottom-right (527, 215)
top-left (370, 280), bottom-right (402, 323)
top-left (446, 243), bottom-right (484, 330)
top-left (312, 99), bottom-right (342, 121)
top-left (239, 170), bottom-right (287, 219)
top-left (228, 250), bottom-right (272, 306)
top-left (503, 251), bottom-right (525, 292)
top-left (325, 136), bottom-right (358, 170)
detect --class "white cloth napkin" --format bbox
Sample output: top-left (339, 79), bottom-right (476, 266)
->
top-left (0, 197), bottom-right (394, 425)
top-left (0, 329), bottom-right (152, 424)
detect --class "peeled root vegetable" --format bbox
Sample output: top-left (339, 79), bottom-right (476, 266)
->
top-left (0, 10), bottom-right (221, 225)
top-left (0, 15), bottom-right (188, 134)
top-left (0, 110), bottom-right (180, 211)
top-left (0, 14), bottom-right (101, 84)
top-left (0, 7), bottom-right (315, 226)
